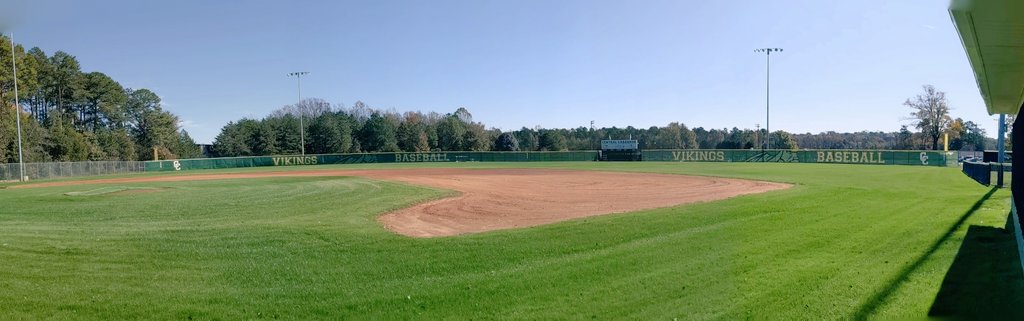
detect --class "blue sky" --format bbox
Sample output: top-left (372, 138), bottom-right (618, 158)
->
top-left (5, 0), bottom-right (996, 144)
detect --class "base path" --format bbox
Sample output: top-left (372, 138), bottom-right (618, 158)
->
top-left (12, 168), bottom-right (791, 237)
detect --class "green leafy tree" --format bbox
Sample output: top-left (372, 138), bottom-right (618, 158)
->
top-left (895, 126), bottom-right (914, 150)
top-left (652, 123), bottom-right (690, 149)
top-left (124, 89), bottom-right (159, 126)
top-left (396, 112), bottom-right (429, 152)
top-left (718, 127), bottom-right (755, 149)
top-left (134, 106), bottom-right (179, 160)
top-left (170, 130), bottom-right (202, 159)
top-left (308, 114), bottom-right (344, 154)
top-left (0, 35), bottom-right (20, 107)
top-left (95, 128), bottom-right (137, 160)
top-left (124, 88), bottom-right (182, 159)
top-left (679, 123), bottom-right (698, 149)
top-left (961, 120), bottom-right (987, 151)
top-left (23, 47), bottom-right (49, 121)
top-left (454, 107), bottom-right (473, 123)
top-left (238, 119), bottom-right (276, 156)
top-left (77, 72), bottom-right (126, 131)
top-left (494, 132), bottom-right (520, 151)
top-left (46, 121), bottom-right (90, 161)
top-left (435, 115), bottom-right (466, 151)
top-left (539, 130), bottom-right (567, 151)
top-left (462, 123), bottom-right (492, 151)
top-left (359, 113), bottom-right (400, 152)
top-left (211, 121), bottom-right (251, 157)
top-left (269, 115), bottom-right (302, 155)
top-left (770, 131), bottom-right (799, 150)
top-left (947, 118), bottom-right (965, 150)
top-left (0, 37), bottom-right (196, 162)
top-left (514, 127), bottom-right (539, 151)
top-left (83, 131), bottom-right (106, 160)
top-left (1, 36), bottom-right (40, 115)
top-left (48, 51), bottom-right (82, 124)
top-left (0, 103), bottom-right (48, 162)
top-left (416, 132), bottom-right (431, 152)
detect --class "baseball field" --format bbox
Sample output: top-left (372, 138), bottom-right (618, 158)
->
top-left (0, 162), bottom-right (1020, 319)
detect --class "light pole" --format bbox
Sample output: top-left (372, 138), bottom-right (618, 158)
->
top-left (755, 48), bottom-right (782, 150)
top-left (288, 71), bottom-right (309, 155)
top-left (755, 123), bottom-right (761, 152)
top-left (10, 33), bottom-right (25, 181)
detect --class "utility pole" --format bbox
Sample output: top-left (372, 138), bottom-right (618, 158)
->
top-left (288, 72), bottom-right (310, 155)
top-left (10, 33), bottom-right (25, 181)
top-left (755, 48), bottom-right (782, 149)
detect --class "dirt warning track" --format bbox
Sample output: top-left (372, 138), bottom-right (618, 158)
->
top-left (12, 168), bottom-right (791, 237)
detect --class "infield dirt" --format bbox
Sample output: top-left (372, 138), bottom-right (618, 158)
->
top-left (12, 168), bottom-right (791, 237)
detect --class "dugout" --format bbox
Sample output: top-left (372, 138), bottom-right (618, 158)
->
top-left (952, 0), bottom-right (1024, 277)
top-left (982, 150), bottom-right (1013, 163)
top-left (599, 139), bottom-right (641, 161)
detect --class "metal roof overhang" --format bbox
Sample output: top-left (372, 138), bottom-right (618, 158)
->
top-left (950, 0), bottom-right (1024, 115)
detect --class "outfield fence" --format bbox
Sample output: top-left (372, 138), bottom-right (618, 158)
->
top-left (0, 161), bottom-right (146, 181)
top-left (145, 151), bottom-right (600, 171)
top-left (144, 149), bottom-right (953, 172)
top-left (641, 149), bottom-right (952, 166)
top-left (0, 150), bottom-right (955, 179)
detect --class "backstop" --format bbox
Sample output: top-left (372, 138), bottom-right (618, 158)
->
top-left (0, 161), bottom-right (146, 181)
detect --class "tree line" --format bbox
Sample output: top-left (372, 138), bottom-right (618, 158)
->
top-left (0, 35), bottom-right (198, 164)
top-left (210, 92), bottom-right (993, 157)
top-left (3, 34), bottom-right (995, 163)
top-left (210, 98), bottom-right (806, 157)
top-left (792, 121), bottom-right (991, 151)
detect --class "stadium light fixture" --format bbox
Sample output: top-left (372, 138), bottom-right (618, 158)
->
top-left (754, 48), bottom-right (782, 150)
top-left (756, 123), bottom-right (761, 154)
top-left (288, 71), bottom-right (310, 155)
top-left (10, 32), bottom-right (25, 181)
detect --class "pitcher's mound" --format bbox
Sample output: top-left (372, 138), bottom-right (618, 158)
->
top-left (369, 169), bottom-right (790, 237)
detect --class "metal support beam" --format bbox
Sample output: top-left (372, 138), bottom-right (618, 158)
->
top-left (1012, 111), bottom-right (1024, 274)
top-left (999, 114), bottom-right (1007, 187)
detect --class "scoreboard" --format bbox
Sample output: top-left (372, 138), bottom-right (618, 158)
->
top-left (601, 140), bottom-right (638, 151)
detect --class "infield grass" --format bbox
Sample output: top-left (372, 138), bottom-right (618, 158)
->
top-left (0, 162), bottom-right (1019, 320)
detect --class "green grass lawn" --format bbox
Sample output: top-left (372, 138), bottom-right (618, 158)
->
top-left (0, 162), bottom-right (1020, 320)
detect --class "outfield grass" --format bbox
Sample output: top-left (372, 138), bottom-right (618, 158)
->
top-left (0, 162), bottom-right (1020, 320)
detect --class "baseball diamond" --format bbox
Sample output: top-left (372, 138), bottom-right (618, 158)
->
top-left (12, 167), bottom-right (791, 237)
top-left (3, 1), bottom-right (1022, 320)
top-left (0, 162), bottom-right (1015, 319)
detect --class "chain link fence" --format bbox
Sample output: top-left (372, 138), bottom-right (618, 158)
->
top-left (0, 161), bottom-right (146, 182)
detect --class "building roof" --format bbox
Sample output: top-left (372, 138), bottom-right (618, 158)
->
top-left (950, 0), bottom-right (1024, 115)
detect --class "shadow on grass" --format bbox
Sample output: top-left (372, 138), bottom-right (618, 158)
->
top-left (852, 187), bottom-right (1001, 320)
top-left (927, 210), bottom-right (1024, 319)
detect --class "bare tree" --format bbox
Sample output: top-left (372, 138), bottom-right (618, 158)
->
top-left (269, 98), bottom-right (333, 119)
top-left (345, 100), bottom-right (373, 123)
top-left (904, 85), bottom-right (951, 150)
